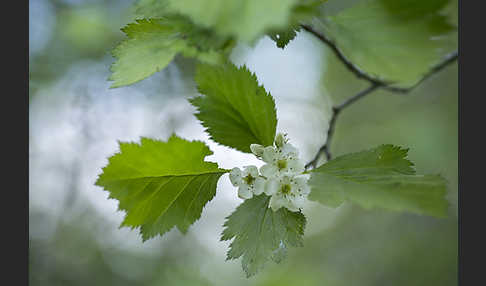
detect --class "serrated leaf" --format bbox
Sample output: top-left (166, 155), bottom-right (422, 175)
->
top-left (95, 135), bottom-right (227, 241)
top-left (190, 62), bottom-right (277, 153)
top-left (109, 17), bottom-right (231, 88)
top-left (308, 145), bottom-right (449, 217)
top-left (312, 0), bottom-right (456, 88)
top-left (164, 0), bottom-right (299, 43)
top-left (221, 194), bottom-right (306, 277)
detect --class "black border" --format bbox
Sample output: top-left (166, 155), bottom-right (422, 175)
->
top-left (458, 0), bottom-right (483, 285)
top-left (6, 0), bottom-right (28, 284)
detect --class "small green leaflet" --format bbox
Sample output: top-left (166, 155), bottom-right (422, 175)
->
top-left (221, 194), bottom-right (306, 277)
top-left (312, 0), bottom-right (456, 88)
top-left (190, 62), bottom-right (277, 153)
top-left (109, 17), bottom-right (231, 88)
top-left (308, 145), bottom-right (449, 217)
top-left (268, 0), bottom-right (326, 49)
top-left (95, 135), bottom-right (227, 241)
top-left (268, 27), bottom-right (299, 49)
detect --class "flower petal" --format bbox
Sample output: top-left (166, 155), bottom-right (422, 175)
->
top-left (279, 175), bottom-right (292, 186)
top-left (287, 158), bottom-right (305, 174)
top-left (238, 185), bottom-right (253, 199)
top-left (260, 164), bottom-right (278, 178)
top-left (264, 178), bottom-right (279, 195)
top-left (292, 176), bottom-right (309, 194)
top-left (281, 143), bottom-right (299, 158)
top-left (300, 184), bottom-right (311, 196)
top-left (285, 200), bottom-right (300, 212)
top-left (269, 194), bottom-right (285, 211)
top-left (253, 177), bottom-right (265, 195)
top-left (292, 176), bottom-right (307, 188)
top-left (244, 165), bottom-right (259, 177)
top-left (229, 167), bottom-right (242, 187)
top-left (292, 195), bottom-right (306, 209)
top-left (262, 146), bottom-right (278, 163)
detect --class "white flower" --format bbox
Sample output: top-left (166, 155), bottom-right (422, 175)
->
top-left (258, 134), bottom-right (305, 178)
top-left (229, 166), bottom-right (265, 199)
top-left (231, 133), bottom-right (311, 212)
top-left (266, 175), bottom-right (310, 212)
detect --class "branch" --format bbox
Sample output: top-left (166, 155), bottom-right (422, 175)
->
top-left (300, 24), bottom-right (458, 92)
top-left (334, 83), bottom-right (381, 110)
top-left (300, 24), bottom-right (383, 86)
top-left (302, 24), bottom-right (458, 170)
top-left (305, 83), bottom-right (380, 169)
top-left (384, 51), bottom-right (459, 93)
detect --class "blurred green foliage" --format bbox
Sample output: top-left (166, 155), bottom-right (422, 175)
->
top-left (29, 1), bottom-right (129, 97)
top-left (59, 6), bottom-right (119, 55)
top-left (316, 0), bottom-right (456, 88)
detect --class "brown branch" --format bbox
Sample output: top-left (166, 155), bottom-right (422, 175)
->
top-left (300, 24), bottom-right (458, 92)
top-left (383, 51), bottom-right (459, 93)
top-left (302, 24), bottom-right (458, 170)
top-left (300, 24), bottom-right (384, 86)
top-left (305, 83), bottom-right (380, 169)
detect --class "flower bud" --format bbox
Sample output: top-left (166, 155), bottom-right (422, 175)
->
top-left (275, 133), bottom-right (287, 148)
top-left (250, 144), bottom-right (264, 157)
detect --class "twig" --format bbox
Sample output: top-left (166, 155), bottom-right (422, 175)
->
top-left (301, 24), bottom-right (458, 170)
top-left (300, 24), bottom-right (458, 92)
top-left (334, 83), bottom-right (381, 110)
top-left (384, 51), bottom-right (459, 93)
top-left (304, 83), bottom-right (380, 169)
top-left (300, 24), bottom-right (384, 86)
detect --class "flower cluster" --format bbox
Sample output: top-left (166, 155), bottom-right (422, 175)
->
top-left (229, 133), bottom-right (310, 212)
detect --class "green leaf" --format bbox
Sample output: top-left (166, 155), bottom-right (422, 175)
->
top-left (308, 145), bottom-right (449, 217)
top-left (95, 135), bottom-right (227, 241)
top-left (109, 17), bottom-right (231, 88)
top-left (190, 62), bottom-right (277, 153)
top-left (133, 0), bottom-right (324, 47)
top-left (313, 0), bottom-right (456, 88)
top-left (164, 0), bottom-right (299, 43)
top-left (221, 194), bottom-right (306, 277)
top-left (268, 27), bottom-right (299, 49)
top-left (268, 0), bottom-right (326, 48)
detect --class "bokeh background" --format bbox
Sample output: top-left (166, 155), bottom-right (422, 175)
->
top-left (29, 0), bottom-right (458, 285)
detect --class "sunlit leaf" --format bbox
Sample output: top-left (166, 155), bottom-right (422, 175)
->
top-left (109, 17), bottom-right (231, 88)
top-left (95, 135), bottom-right (227, 241)
top-left (190, 62), bottom-right (277, 153)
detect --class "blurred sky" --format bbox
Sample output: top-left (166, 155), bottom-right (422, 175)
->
top-left (29, 0), bottom-right (457, 285)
